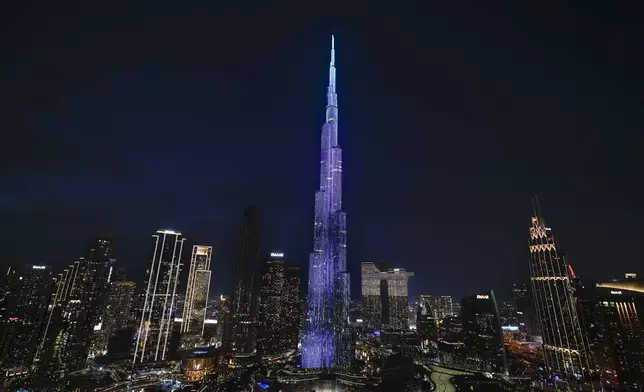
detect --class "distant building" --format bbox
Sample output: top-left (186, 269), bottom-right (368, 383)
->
top-left (217, 295), bottom-right (231, 349)
top-left (528, 199), bottom-right (593, 380)
top-left (421, 295), bottom-right (454, 321)
top-left (417, 298), bottom-right (437, 348)
top-left (133, 229), bottom-right (186, 363)
top-left (181, 245), bottom-right (213, 343)
top-left (0, 265), bottom-right (53, 374)
top-left (594, 274), bottom-right (644, 392)
top-left (104, 280), bottom-right (136, 335)
top-left (408, 302), bottom-right (418, 330)
top-left (230, 206), bottom-right (261, 355)
top-left (257, 253), bottom-right (301, 356)
top-left (461, 289), bottom-right (508, 375)
top-left (360, 262), bottom-right (413, 330)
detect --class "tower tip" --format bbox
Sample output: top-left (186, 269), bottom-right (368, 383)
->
top-left (332, 35), bottom-right (335, 49)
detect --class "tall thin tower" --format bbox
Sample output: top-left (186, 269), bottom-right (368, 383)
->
top-left (133, 229), bottom-right (185, 363)
top-left (181, 245), bottom-right (213, 336)
top-left (230, 206), bottom-right (261, 355)
top-left (302, 36), bottom-right (351, 370)
top-left (528, 198), bottom-right (593, 380)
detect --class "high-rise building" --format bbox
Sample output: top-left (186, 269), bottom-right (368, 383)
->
top-left (361, 262), bottom-right (414, 330)
top-left (258, 253), bottom-right (301, 356)
top-left (461, 290), bottom-right (508, 375)
top-left (417, 298), bottom-right (437, 348)
top-left (421, 295), bottom-right (454, 321)
top-left (385, 269), bottom-right (414, 330)
top-left (230, 207), bottom-right (260, 355)
top-left (181, 245), bottom-right (213, 339)
top-left (63, 237), bottom-right (115, 367)
top-left (361, 262), bottom-right (385, 329)
top-left (594, 275), bottom-right (644, 391)
top-left (528, 199), bottom-right (593, 380)
top-left (0, 265), bottom-right (53, 374)
top-left (302, 36), bottom-right (351, 370)
top-left (133, 229), bottom-right (185, 363)
top-left (216, 295), bottom-right (231, 349)
top-left (105, 281), bottom-right (136, 334)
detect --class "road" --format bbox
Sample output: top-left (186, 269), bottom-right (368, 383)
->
top-left (425, 364), bottom-right (473, 392)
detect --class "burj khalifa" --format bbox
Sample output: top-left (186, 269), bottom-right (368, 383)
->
top-left (301, 36), bottom-right (352, 370)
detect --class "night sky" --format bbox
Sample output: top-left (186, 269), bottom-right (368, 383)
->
top-left (2, 1), bottom-right (643, 300)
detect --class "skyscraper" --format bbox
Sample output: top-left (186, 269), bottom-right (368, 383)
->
top-left (61, 237), bottom-right (114, 367)
top-left (594, 275), bottom-right (644, 391)
top-left (0, 265), bottom-right (53, 374)
top-left (361, 262), bottom-right (413, 330)
top-left (302, 36), bottom-right (351, 370)
top-left (181, 245), bottom-right (213, 338)
top-left (105, 280), bottom-right (136, 334)
top-left (528, 199), bottom-right (593, 380)
top-left (230, 206), bottom-right (260, 355)
top-left (133, 229), bottom-right (185, 363)
top-left (461, 290), bottom-right (508, 375)
top-left (361, 262), bottom-right (385, 329)
top-left (257, 253), bottom-right (301, 356)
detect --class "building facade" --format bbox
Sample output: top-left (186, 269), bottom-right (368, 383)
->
top-left (181, 245), bottom-right (213, 338)
top-left (528, 200), bottom-right (593, 380)
top-left (594, 275), bottom-right (644, 391)
top-left (362, 262), bottom-right (413, 330)
top-left (133, 229), bottom-right (185, 363)
top-left (461, 290), bottom-right (508, 375)
top-left (230, 207), bottom-right (261, 355)
top-left (302, 36), bottom-right (352, 370)
top-left (258, 253), bottom-right (301, 356)
top-left (0, 265), bottom-right (53, 374)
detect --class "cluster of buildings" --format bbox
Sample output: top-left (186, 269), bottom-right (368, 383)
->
top-left (0, 37), bottom-right (643, 392)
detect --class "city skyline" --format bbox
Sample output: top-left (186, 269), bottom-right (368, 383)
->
top-left (2, 3), bottom-right (643, 302)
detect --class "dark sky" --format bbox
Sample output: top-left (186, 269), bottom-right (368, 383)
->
top-left (2, 1), bottom-right (643, 301)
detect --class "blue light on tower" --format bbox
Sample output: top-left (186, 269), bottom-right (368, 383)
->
top-left (301, 36), bottom-right (351, 370)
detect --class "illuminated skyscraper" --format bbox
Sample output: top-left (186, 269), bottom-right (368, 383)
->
top-left (302, 36), bottom-right (351, 369)
top-left (420, 295), bottom-right (453, 321)
top-left (230, 207), bottom-right (261, 355)
top-left (258, 253), bottom-right (301, 356)
top-left (360, 262), bottom-right (413, 330)
top-left (181, 245), bottom-right (213, 338)
top-left (133, 229), bottom-right (185, 363)
top-left (0, 265), bottom-right (53, 374)
top-left (528, 199), bottom-right (593, 380)
top-left (594, 275), bottom-right (644, 391)
top-left (361, 262), bottom-right (385, 329)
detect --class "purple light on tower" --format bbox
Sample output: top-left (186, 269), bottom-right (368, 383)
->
top-left (301, 36), bottom-right (351, 370)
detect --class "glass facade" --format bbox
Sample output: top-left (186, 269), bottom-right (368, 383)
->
top-left (302, 36), bottom-right (352, 369)
top-left (133, 230), bottom-right (185, 363)
top-left (528, 201), bottom-right (593, 380)
top-left (181, 245), bottom-right (213, 338)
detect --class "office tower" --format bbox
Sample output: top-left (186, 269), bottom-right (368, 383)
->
top-left (258, 253), bottom-right (301, 356)
top-left (181, 245), bottom-right (213, 338)
top-left (105, 281), bottom-right (136, 334)
top-left (302, 36), bottom-right (352, 370)
top-left (216, 295), bottom-right (231, 349)
top-left (594, 274), bottom-right (644, 391)
top-left (408, 302), bottom-right (418, 330)
top-left (528, 200), bottom-right (593, 380)
top-left (512, 283), bottom-right (531, 333)
top-left (452, 301), bottom-right (461, 318)
top-left (230, 207), bottom-right (261, 355)
top-left (60, 237), bottom-right (114, 369)
top-left (361, 262), bottom-right (414, 330)
top-left (417, 298), bottom-right (437, 348)
top-left (498, 299), bottom-right (519, 327)
top-left (0, 265), bottom-right (53, 374)
top-left (420, 294), bottom-right (453, 321)
top-left (461, 290), bottom-right (508, 374)
top-left (133, 229), bottom-right (185, 363)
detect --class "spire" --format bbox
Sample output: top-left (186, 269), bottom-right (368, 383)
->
top-left (327, 35), bottom-right (337, 105)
